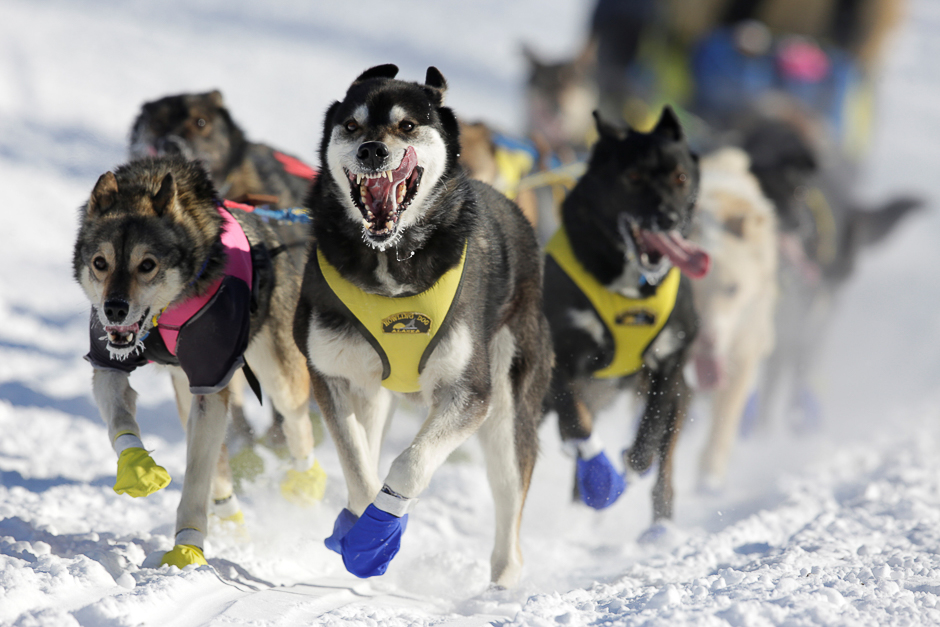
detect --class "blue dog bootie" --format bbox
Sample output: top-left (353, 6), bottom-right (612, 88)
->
top-left (577, 450), bottom-right (627, 510)
top-left (336, 486), bottom-right (411, 578)
top-left (325, 508), bottom-right (359, 554)
top-left (340, 505), bottom-right (408, 577)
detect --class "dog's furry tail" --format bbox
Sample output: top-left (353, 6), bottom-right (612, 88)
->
top-left (849, 196), bottom-right (923, 249)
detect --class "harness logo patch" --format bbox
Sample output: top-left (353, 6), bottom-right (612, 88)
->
top-left (615, 308), bottom-right (657, 326)
top-left (382, 312), bottom-right (432, 334)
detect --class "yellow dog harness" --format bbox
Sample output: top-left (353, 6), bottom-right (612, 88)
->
top-left (546, 228), bottom-right (680, 379)
top-left (316, 242), bottom-right (468, 393)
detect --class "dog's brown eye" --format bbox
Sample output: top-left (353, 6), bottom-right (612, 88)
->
top-left (139, 259), bottom-right (156, 273)
top-left (675, 172), bottom-right (688, 184)
top-left (345, 120), bottom-right (359, 133)
top-left (196, 118), bottom-right (207, 128)
top-left (93, 257), bottom-right (107, 271)
top-left (399, 120), bottom-right (415, 132)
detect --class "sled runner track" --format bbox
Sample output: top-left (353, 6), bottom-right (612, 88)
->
top-left (163, 572), bottom-right (503, 627)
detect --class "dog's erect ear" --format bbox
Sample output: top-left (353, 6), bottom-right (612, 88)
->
top-left (521, 43), bottom-right (544, 69)
top-left (572, 38), bottom-right (598, 73)
top-left (207, 90), bottom-right (225, 109)
top-left (425, 67), bottom-right (447, 91)
top-left (592, 110), bottom-right (625, 141)
top-left (152, 172), bottom-right (176, 217)
top-left (354, 64), bottom-right (399, 84)
top-left (88, 171), bottom-right (118, 216)
top-left (653, 106), bottom-right (683, 141)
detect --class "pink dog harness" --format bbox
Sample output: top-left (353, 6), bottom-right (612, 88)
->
top-left (156, 204), bottom-right (253, 355)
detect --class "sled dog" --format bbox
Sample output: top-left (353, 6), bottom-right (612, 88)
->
top-left (129, 89), bottom-right (319, 450)
top-left (129, 90), bottom-right (316, 208)
top-left (294, 65), bottom-right (553, 587)
top-left (543, 107), bottom-right (709, 529)
top-left (74, 156), bottom-right (323, 568)
top-left (689, 147), bottom-right (778, 491)
top-left (741, 116), bottom-right (920, 429)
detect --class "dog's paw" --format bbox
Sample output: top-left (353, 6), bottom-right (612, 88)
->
top-left (340, 504), bottom-right (408, 578)
top-left (280, 459), bottom-right (327, 506)
top-left (210, 495), bottom-right (250, 542)
top-left (576, 451), bottom-right (626, 509)
top-left (325, 508), bottom-right (358, 554)
top-left (114, 447), bottom-right (171, 497)
top-left (637, 520), bottom-right (684, 548)
top-left (159, 544), bottom-right (207, 569)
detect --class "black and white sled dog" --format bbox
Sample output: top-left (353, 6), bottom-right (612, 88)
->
top-left (294, 65), bottom-right (553, 587)
top-left (74, 156), bottom-right (324, 569)
top-left (543, 107), bottom-right (710, 532)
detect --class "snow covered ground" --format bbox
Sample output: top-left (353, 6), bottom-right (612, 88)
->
top-left (2, 1), bottom-right (940, 625)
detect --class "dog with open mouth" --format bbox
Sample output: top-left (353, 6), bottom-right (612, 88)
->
top-left (543, 107), bottom-right (709, 534)
top-left (295, 65), bottom-right (553, 588)
top-left (74, 156), bottom-right (325, 569)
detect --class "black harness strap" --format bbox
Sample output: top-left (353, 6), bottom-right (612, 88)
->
top-left (242, 362), bottom-right (264, 406)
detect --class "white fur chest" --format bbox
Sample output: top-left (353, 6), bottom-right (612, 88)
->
top-left (305, 312), bottom-right (384, 395)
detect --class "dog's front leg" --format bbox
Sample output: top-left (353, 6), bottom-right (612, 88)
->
top-left (337, 386), bottom-right (491, 579)
top-left (169, 367), bottom-right (243, 524)
top-left (386, 388), bottom-right (489, 497)
top-left (552, 369), bottom-right (626, 510)
top-left (313, 376), bottom-right (384, 517)
top-left (161, 389), bottom-right (229, 568)
top-left (92, 369), bottom-right (171, 498)
top-left (699, 349), bottom-right (762, 492)
top-left (626, 360), bottom-right (691, 522)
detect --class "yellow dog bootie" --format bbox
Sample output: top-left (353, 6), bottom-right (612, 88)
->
top-left (280, 459), bottom-right (327, 506)
top-left (160, 544), bottom-right (207, 569)
top-left (114, 447), bottom-right (171, 497)
top-left (211, 494), bottom-right (251, 543)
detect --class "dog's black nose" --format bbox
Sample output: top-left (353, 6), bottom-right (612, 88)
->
top-left (357, 142), bottom-right (389, 170)
top-left (103, 299), bottom-right (129, 323)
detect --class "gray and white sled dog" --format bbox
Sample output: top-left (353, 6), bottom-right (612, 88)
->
top-left (294, 65), bottom-right (553, 587)
top-left (73, 156), bottom-right (325, 569)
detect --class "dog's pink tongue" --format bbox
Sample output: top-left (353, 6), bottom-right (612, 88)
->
top-left (362, 146), bottom-right (417, 216)
top-left (640, 230), bottom-right (711, 279)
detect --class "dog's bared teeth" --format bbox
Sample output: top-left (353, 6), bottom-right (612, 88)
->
top-left (385, 220), bottom-right (394, 230)
top-left (386, 170), bottom-right (393, 181)
top-left (356, 173), bottom-right (363, 184)
top-left (362, 218), bottom-right (370, 227)
top-left (396, 182), bottom-right (405, 203)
